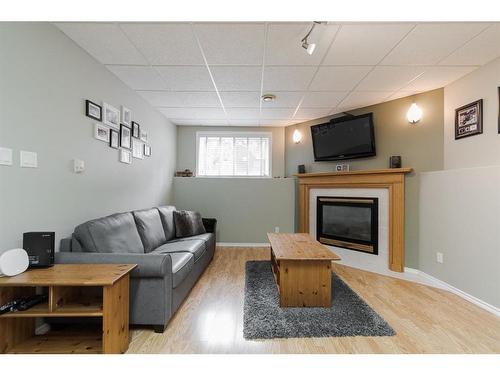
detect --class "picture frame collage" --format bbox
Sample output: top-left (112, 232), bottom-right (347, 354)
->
top-left (85, 100), bottom-right (152, 164)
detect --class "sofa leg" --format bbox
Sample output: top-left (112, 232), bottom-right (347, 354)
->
top-left (153, 324), bottom-right (167, 333)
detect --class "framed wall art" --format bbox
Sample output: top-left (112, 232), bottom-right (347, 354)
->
top-left (94, 123), bottom-right (109, 142)
top-left (119, 149), bottom-right (132, 164)
top-left (120, 124), bottom-right (132, 149)
top-left (103, 102), bottom-right (120, 129)
top-left (121, 106), bottom-right (132, 127)
top-left (144, 144), bottom-right (151, 157)
top-left (455, 99), bottom-right (483, 140)
top-left (109, 129), bottom-right (119, 149)
top-left (132, 121), bottom-right (140, 138)
top-left (85, 100), bottom-right (102, 121)
top-left (132, 138), bottom-right (144, 159)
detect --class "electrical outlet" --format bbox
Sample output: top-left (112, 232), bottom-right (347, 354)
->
top-left (436, 252), bottom-right (444, 264)
top-left (274, 226), bottom-right (280, 233)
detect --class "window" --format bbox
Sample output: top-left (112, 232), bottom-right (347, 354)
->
top-left (196, 132), bottom-right (272, 177)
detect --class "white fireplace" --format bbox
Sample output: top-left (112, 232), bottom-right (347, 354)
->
top-left (309, 188), bottom-right (389, 272)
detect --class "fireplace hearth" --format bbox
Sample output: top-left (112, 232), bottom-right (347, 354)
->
top-left (316, 196), bottom-right (378, 255)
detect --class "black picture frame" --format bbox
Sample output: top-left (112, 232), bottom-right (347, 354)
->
top-left (455, 99), bottom-right (483, 140)
top-left (109, 129), bottom-right (119, 149)
top-left (120, 124), bottom-right (132, 149)
top-left (132, 121), bottom-right (140, 138)
top-left (85, 100), bottom-right (102, 121)
top-left (144, 144), bottom-right (151, 157)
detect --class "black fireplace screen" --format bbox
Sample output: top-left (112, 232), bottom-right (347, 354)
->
top-left (316, 196), bottom-right (378, 255)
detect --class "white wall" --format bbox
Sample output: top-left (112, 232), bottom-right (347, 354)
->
top-left (419, 166), bottom-right (500, 308)
top-left (0, 23), bottom-right (177, 251)
top-left (444, 57), bottom-right (500, 169)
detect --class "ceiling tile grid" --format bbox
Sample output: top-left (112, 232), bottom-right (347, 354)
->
top-left (55, 22), bottom-right (500, 127)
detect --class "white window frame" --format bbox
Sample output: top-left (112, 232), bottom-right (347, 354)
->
top-left (195, 131), bottom-right (273, 178)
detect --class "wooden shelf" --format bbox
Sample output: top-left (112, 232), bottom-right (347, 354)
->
top-left (7, 330), bottom-right (102, 354)
top-left (0, 300), bottom-right (103, 318)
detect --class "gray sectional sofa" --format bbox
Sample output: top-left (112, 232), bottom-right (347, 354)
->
top-left (56, 206), bottom-right (216, 332)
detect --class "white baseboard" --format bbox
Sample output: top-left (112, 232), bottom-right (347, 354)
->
top-left (217, 242), bottom-right (268, 247)
top-left (405, 267), bottom-right (500, 317)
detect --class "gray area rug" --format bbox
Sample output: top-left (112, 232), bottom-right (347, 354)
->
top-left (243, 261), bottom-right (395, 339)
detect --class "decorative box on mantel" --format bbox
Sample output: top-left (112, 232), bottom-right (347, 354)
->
top-left (295, 168), bottom-right (413, 272)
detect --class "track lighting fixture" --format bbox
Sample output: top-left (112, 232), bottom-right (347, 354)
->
top-left (301, 21), bottom-right (325, 55)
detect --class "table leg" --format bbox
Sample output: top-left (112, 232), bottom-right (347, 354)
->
top-left (102, 275), bottom-right (129, 354)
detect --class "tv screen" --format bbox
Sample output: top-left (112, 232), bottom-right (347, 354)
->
top-left (311, 113), bottom-right (376, 161)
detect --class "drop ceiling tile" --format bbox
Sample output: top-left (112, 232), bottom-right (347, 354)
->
top-left (309, 66), bottom-right (372, 91)
top-left (106, 65), bottom-right (165, 90)
top-left (219, 92), bottom-right (260, 108)
top-left (155, 66), bottom-right (214, 91)
top-left (210, 66), bottom-right (262, 91)
top-left (159, 107), bottom-right (225, 120)
top-left (120, 23), bottom-right (204, 65)
top-left (338, 91), bottom-right (394, 110)
top-left (301, 91), bottom-right (348, 108)
top-left (439, 23), bottom-right (500, 66)
top-left (225, 108), bottom-right (261, 120)
top-left (194, 23), bottom-right (266, 65)
top-left (260, 119), bottom-right (291, 127)
top-left (386, 91), bottom-right (421, 101)
top-left (56, 23), bottom-right (148, 65)
top-left (403, 66), bottom-right (477, 91)
top-left (260, 108), bottom-right (295, 119)
top-left (263, 66), bottom-right (316, 91)
top-left (228, 119), bottom-right (261, 126)
top-left (294, 107), bottom-right (332, 120)
top-left (261, 92), bottom-right (304, 108)
top-left (381, 23), bottom-right (489, 65)
top-left (173, 119), bottom-right (229, 126)
top-left (266, 23), bottom-right (339, 66)
top-left (323, 23), bottom-right (415, 65)
top-left (138, 91), bottom-right (220, 107)
top-left (356, 66), bottom-right (426, 91)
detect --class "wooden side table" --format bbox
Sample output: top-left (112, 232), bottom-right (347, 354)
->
top-left (0, 264), bottom-right (136, 354)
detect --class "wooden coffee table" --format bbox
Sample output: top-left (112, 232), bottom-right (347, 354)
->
top-left (0, 264), bottom-right (136, 354)
top-left (267, 233), bottom-right (340, 307)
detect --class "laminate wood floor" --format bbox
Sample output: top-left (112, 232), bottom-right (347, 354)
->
top-left (127, 247), bottom-right (500, 354)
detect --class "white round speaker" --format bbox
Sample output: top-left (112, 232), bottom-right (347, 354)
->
top-left (0, 248), bottom-right (29, 277)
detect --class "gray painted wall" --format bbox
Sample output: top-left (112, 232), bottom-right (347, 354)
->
top-left (0, 23), bottom-right (176, 251)
top-left (419, 166), bottom-right (500, 308)
top-left (174, 126), bottom-right (291, 243)
top-left (284, 89), bottom-right (445, 268)
top-left (173, 177), bottom-right (294, 243)
top-left (176, 126), bottom-right (286, 177)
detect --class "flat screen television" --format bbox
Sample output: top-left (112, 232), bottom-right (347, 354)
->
top-left (311, 113), bottom-right (376, 161)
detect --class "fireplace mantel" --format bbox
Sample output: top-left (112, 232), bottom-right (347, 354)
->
top-left (295, 168), bottom-right (413, 272)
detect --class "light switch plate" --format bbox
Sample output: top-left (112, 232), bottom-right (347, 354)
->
top-left (0, 147), bottom-right (13, 166)
top-left (20, 150), bottom-right (38, 168)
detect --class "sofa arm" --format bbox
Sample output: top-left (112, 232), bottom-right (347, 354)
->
top-left (202, 218), bottom-right (217, 234)
top-left (55, 252), bottom-right (172, 278)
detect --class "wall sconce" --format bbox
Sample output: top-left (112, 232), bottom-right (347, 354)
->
top-left (292, 129), bottom-right (302, 144)
top-left (407, 103), bottom-right (422, 124)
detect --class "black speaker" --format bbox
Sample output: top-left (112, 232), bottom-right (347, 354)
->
top-left (298, 164), bottom-right (306, 174)
top-left (389, 156), bottom-right (402, 168)
top-left (23, 232), bottom-right (55, 268)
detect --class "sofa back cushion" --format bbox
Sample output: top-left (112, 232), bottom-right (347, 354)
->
top-left (173, 210), bottom-right (206, 238)
top-left (74, 212), bottom-right (144, 254)
top-left (157, 206), bottom-right (176, 241)
top-left (133, 208), bottom-right (167, 253)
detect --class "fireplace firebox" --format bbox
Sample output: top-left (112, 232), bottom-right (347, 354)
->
top-left (316, 196), bottom-right (378, 255)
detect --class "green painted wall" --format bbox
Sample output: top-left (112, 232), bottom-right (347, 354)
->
top-left (284, 89), bottom-right (445, 268)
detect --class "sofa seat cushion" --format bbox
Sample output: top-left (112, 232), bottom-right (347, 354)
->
top-left (170, 252), bottom-right (194, 288)
top-left (74, 212), bottom-right (144, 254)
top-left (152, 239), bottom-right (206, 261)
top-left (157, 206), bottom-right (176, 241)
top-left (133, 208), bottom-right (166, 253)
